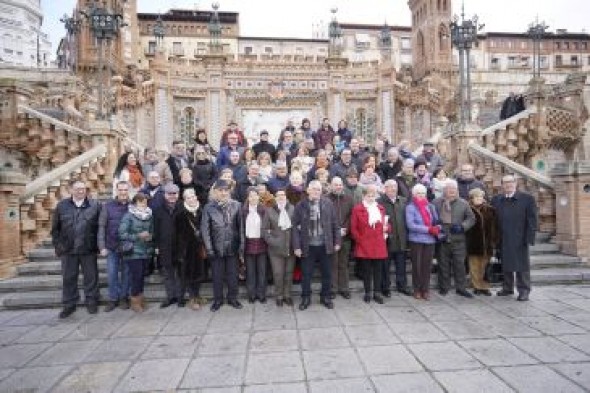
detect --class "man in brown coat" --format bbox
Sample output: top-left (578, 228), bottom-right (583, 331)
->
top-left (328, 177), bottom-right (355, 299)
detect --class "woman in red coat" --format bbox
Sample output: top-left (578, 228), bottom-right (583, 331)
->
top-left (350, 184), bottom-right (390, 304)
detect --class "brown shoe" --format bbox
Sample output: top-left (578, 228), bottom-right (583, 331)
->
top-left (413, 290), bottom-right (423, 300)
top-left (189, 298), bottom-right (201, 311)
top-left (130, 296), bottom-right (143, 313)
top-left (422, 291), bottom-right (430, 301)
top-left (139, 294), bottom-right (147, 311)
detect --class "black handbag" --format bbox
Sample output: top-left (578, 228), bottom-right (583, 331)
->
top-left (116, 240), bottom-right (134, 256)
top-left (484, 256), bottom-right (503, 283)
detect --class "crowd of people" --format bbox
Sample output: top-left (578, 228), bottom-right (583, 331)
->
top-left (50, 117), bottom-right (538, 318)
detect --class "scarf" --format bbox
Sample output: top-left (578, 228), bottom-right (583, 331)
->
top-left (245, 205), bottom-right (261, 238)
top-left (129, 205), bottom-right (152, 221)
top-left (363, 200), bottom-right (382, 228)
top-left (277, 202), bottom-right (291, 230)
top-left (441, 197), bottom-right (454, 224)
top-left (413, 197), bottom-right (431, 227)
top-left (309, 200), bottom-right (323, 238)
top-left (127, 165), bottom-right (143, 188)
top-left (184, 201), bottom-right (199, 214)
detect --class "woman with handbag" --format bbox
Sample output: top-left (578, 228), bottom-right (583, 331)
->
top-left (118, 192), bottom-right (154, 312)
top-left (175, 188), bottom-right (206, 310)
top-left (405, 184), bottom-right (441, 300)
top-left (466, 188), bottom-right (497, 296)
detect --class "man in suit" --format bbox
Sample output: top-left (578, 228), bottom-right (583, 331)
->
top-left (491, 174), bottom-right (538, 301)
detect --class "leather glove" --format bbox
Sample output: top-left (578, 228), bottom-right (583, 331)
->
top-left (428, 226), bottom-right (440, 236)
top-left (450, 224), bottom-right (464, 234)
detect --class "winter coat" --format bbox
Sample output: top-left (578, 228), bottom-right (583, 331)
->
top-left (330, 161), bottom-right (355, 181)
top-left (405, 201), bottom-right (439, 245)
top-left (252, 141), bottom-right (276, 159)
top-left (153, 202), bottom-right (181, 259)
top-left (235, 176), bottom-right (265, 203)
top-left (292, 197), bottom-right (341, 257)
top-left (175, 204), bottom-right (206, 280)
top-left (241, 204), bottom-right (268, 255)
top-left (98, 199), bottom-right (130, 251)
top-left (337, 127), bottom-right (352, 145)
top-left (396, 174), bottom-right (416, 199)
top-left (466, 202), bottom-right (497, 257)
top-left (378, 160), bottom-right (403, 182)
top-left (167, 155), bottom-right (191, 186)
top-left (216, 146), bottom-right (244, 168)
top-left (223, 162), bottom-right (247, 183)
top-left (140, 184), bottom-right (165, 211)
top-left (51, 197), bottom-right (101, 256)
top-left (491, 192), bottom-right (537, 272)
top-left (346, 184), bottom-right (363, 205)
top-left (153, 161), bottom-right (174, 185)
top-left (378, 195), bottom-right (408, 253)
top-left (118, 208), bottom-right (154, 260)
top-left (431, 197), bottom-right (476, 244)
top-left (267, 175), bottom-right (290, 194)
top-left (328, 192), bottom-right (354, 234)
top-left (262, 203), bottom-right (295, 257)
top-left (415, 153), bottom-right (444, 174)
top-left (201, 199), bottom-right (243, 257)
top-left (192, 159), bottom-right (217, 197)
top-left (350, 203), bottom-right (389, 259)
top-left (286, 185), bottom-right (306, 206)
top-left (314, 126), bottom-right (335, 149)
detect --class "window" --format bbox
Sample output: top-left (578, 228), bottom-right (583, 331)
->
top-left (491, 57), bottom-right (500, 68)
top-left (172, 42), bottom-right (183, 55)
top-left (148, 41), bottom-right (156, 54)
top-left (295, 47), bottom-right (303, 55)
top-left (573, 42), bottom-right (579, 50)
top-left (318, 48), bottom-right (326, 53)
top-left (489, 40), bottom-right (496, 48)
top-left (264, 46), bottom-right (273, 54)
top-left (508, 56), bottom-right (517, 67)
top-left (521, 41), bottom-right (527, 49)
top-left (582, 42), bottom-right (588, 50)
top-left (521, 56), bottom-right (530, 67)
top-left (3, 48), bottom-right (13, 54)
top-left (571, 55), bottom-right (579, 66)
top-left (400, 37), bottom-right (411, 50)
top-left (564, 42), bottom-right (570, 49)
top-left (555, 55), bottom-right (563, 66)
top-left (244, 46), bottom-right (253, 54)
top-left (555, 42), bottom-right (561, 50)
top-left (588, 56), bottom-right (590, 66)
top-left (540, 56), bottom-right (548, 68)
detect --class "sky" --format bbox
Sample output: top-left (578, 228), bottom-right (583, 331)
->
top-left (43, 0), bottom-right (589, 54)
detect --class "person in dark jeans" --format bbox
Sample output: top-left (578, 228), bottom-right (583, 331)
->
top-left (154, 183), bottom-right (183, 308)
top-left (242, 187), bottom-right (268, 303)
top-left (51, 179), bottom-right (102, 319)
top-left (201, 179), bottom-right (244, 312)
top-left (292, 180), bottom-right (341, 310)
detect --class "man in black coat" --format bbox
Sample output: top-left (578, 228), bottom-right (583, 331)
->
top-left (252, 130), bottom-right (276, 159)
top-left (154, 183), bottom-right (183, 308)
top-left (491, 174), bottom-right (538, 301)
top-left (457, 164), bottom-right (487, 200)
top-left (201, 179), bottom-right (244, 312)
top-left (51, 179), bottom-right (102, 318)
top-left (167, 140), bottom-right (191, 186)
top-left (378, 147), bottom-right (403, 182)
top-left (500, 92), bottom-right (522, 120)
top-left (292, 180), bottom-right (342, 310)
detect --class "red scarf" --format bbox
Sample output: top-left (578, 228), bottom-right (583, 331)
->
top-left (127, 165), bottom-right (144, 188)
top-left (413, 197), bottom-right (431, 227)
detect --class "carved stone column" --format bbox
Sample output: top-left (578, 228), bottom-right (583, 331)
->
top-left (89, 119), bottom-right (121, 185)
top-left (552, 161), bottom-right (590, 261)
top-left (0, 168), bottom-right (28, 278)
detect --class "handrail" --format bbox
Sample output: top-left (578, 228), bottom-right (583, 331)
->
top-left (468, 142), bottom-right (554, 189)
top-left (480, 107), bottom-right (537, 137)
top-left (18, 104), bottom-right (90, 137)
top-left (21, 144), bottom-right (107, 202)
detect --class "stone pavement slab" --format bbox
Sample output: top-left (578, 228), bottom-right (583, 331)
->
top-left (0, 365), bottom-right (72, 393)
top-left (52, 361), bottom-right (131, 393)
top-left (388, 322), bottom-right (448, 343)
top-left (0, 325), bottom-right (35, 345)
top-left (198, 332), bottom-right (250, 355)
top-left (551, 362), bottom-right (590, 389)
top-left (250, 329), bottom-right (299, 352)
top-left (357, 344), bottom-right (423, 375)
top-left (556, 333), bottom-right (590, 355)
top-left (508, 336), bottom-right (590, 363)
top-left (29, 339), bottom-right (103, 366)
top-left (299, 326), bottom-right (350, 350)
top-left (244, 382), bottom-right (307, 393)
top-left (141, 334), bottom-right (199, 359)
top-left (408, 341), bottom-right (481, 371)
top-left (493, 364), bottom-right (587, 393)
top-left (0, 342), bottom-right (52, 368)
top-left (302, 347), bottom-right (365, 380)
top-left (433, 369), bottom-right (514, 392)
top-left (371, 372), bottom-right (444, 393)
top-left (84, 336), bottom-right (153, 362)
top-left (245, 351), bottom-right (305, 384)
top-left (344, 324), bottom-right (400, 346)
top-left (308, 377), bottom-right (375, 392)
top-left (459, 338), bottom-right (538, 366)
top-left (180, 354), bottom-right (246, 388)
top-left (114, 358), bottom-right (190, 392)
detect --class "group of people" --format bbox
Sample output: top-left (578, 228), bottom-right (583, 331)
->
top-left (51, 117), bottom-right (538, 319)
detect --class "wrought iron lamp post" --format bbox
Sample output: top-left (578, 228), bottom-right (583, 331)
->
top-left (527, 19), bottom-right (549, 79)
top-left (450, 7), bottom-right (483, 128)
top-left (379, 22), bottom-right (392, 62)
top-left (80, 0), bottom-right (127, 119)
top-left (328, 7), bottom-right (343, 57)
top-left (208, 2), bottom-right (222, 53)
top-left (153, 14), bottom-right (165, 49)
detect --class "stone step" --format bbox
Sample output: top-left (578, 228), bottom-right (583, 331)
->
top-left (530, 268), bottom-right (590, 284)
top-left (529, 243), bottom-right (561, 255)
top-left (529, 254), bottom-right (583, 268)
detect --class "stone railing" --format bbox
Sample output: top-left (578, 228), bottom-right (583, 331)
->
top-left (19, 144), bottom-right (109, 255)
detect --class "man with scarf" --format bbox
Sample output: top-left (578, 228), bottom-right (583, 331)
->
top-left (416, 141), bottom-right (444, 175)
top-left (252, 130), bottom-right (276, 159)
top-left (201, 179), bottom-right (244, 312)
top-left (293, 180), bottom-right (341, 310)
top-left (395, 159), bottom-right (417, 199)
top-left (167, 141), bottom-right (191, 186)
top-left (328, 177), bottom-right (354, 300)
top-left (432, 179), bottom-right (476, 298)
top-left (154, 183), bottom-right (183, 307)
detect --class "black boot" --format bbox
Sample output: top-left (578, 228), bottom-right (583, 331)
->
top-left (299, 297), bottom-right (311, 311)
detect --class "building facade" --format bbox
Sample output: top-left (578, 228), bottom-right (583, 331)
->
top-left (0, 0), bottom-right (51, 67)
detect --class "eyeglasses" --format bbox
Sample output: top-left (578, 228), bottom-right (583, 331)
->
top-left (166, 192), bottom-right (178, 195)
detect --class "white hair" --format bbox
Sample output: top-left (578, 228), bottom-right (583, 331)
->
top-left (412, 183), bottom-right (427, 196)
top-left (384, 179), bottom-right (398, 188)
top-left (444, 179), bottom-right (458, 189)
top-left (308, 180), bottom-right (323, 191)
top-left (403, 158), bottom-right (415, 167)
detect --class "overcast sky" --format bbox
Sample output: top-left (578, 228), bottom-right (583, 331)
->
top-left (44, 0), bottom-right (589, 52)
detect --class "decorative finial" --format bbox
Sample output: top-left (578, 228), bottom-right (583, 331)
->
top-left (212, 2), bottom-right (219, 11)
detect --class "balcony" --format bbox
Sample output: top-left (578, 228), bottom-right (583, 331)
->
top-left (144, 48), bottom-right (156, 57)
top-left (171, 48), bottom-right (185, 57)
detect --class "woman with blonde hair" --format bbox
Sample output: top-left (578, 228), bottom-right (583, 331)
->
top-left (257, 152), bottom-right (274, 182)
top-left (466, 188), bottom-right (497, 296)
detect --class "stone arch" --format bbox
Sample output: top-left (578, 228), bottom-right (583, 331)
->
top-left (180, 106), bottom-right (197, 144)
top-left (438, 23), bottom-right (449, 52)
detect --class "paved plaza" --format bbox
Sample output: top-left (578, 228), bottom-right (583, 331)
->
top-left (0, 285), bottom-right (590, 392)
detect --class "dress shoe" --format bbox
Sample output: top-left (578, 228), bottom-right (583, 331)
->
top-left (439, 289), bottom-right (448, 296)
top-left (339, 291), bottom-right (351, 299)
top-left (320, 298), bottom-right (334, 309)
top-left (160, 298), bottom-right (178, 308)
top-left (59, 305), bottom-right (76, 319)
top-left (373, 295), bottom-right (384, 304)
top-left (299, 297), bottom-right (311, 310)
top-left (480, 289), bottom-right (492, 296)
top-left (413, 291), bottom-right (423, 300)
top-left (422, 291), bottom-right (430, 301)
top-left (228, 300), bottom-right (243, 309)
top-left (456, 289), bottom-right (474, 298)
top-left (496, 289), bottom-right (514, 297)
top-left (104, 301), bottom-right (118, 312)
top-left (517, 293), bottom-right (529, 301)
top-left (86, 303), bottom-right (98, 314)
top-left (210, 301), bottom-right (223, 312)
top-left (259, 297), bottom-right (267, 304)
top-left (329, 292), bottom-right (336, 300)
top-left (178, 298), bottom-right (186, 308)
top-left (284, 298), bottom-right (294, 306)
top-left (119, 298), bottom-right (130, 310)
top-left (248, 296), bottom-right (256, 304)
top-left (382, 290), bottom-right (392, 298)
top-left (276, 298), bottom-right (284, 307)
top-left (363, 294), bottom-right (371, 303)
top-left (397, 287), bottom-right (413, 296)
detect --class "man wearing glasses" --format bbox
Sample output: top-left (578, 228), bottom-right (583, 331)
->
top-left (216, 131), bottom-right (244, 168)
top-left (491, 175), bottom-right (538, 301)
top-left (51, 180), bottom-right (102, 319)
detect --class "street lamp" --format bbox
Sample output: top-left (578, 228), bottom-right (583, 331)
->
top-left (80, 0), bottom-right (127, 119)
top-left (379, 22), bottom-right (392, 62)
top-left (60, 13), bottom-right (82, 70)
top-left (450, 6), bottom-right (484, 128)
top-left (153, 14), bottom-right (165, 48)
top-left (328, 7), bottom-right (343, 57)
top-left (208, 2), bottom-right (222, 53)
top-left (527, 19), bottom-right (549, 79)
